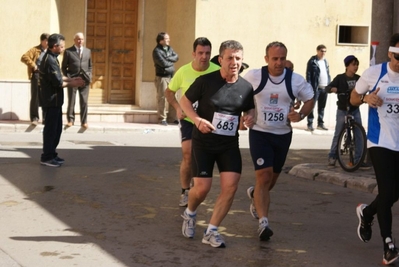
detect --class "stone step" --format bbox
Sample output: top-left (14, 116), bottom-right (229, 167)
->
top-left (68, 105), bottom-right (158, 124)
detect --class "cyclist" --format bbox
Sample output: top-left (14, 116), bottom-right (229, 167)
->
top-left (325, 55), bottom-right (370, 168)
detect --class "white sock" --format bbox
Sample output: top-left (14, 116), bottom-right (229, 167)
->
top-left (206, 224), bottom-right (218, 234)
top-left (185, 208), bottom-right (196, 216)
top-left (259, 217), bottom-right (268, 225)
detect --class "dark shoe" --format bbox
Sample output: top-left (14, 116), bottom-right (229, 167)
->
top-left (359, 162), bottom-right (372, 170)
top-left (305, 125), bottom-right (314, 132)
top-left (258, 220), bottom-right (274, 241)
top-left (40, 159), bottom-right (61, 167)
top-left (328, 158), bottom-right (336, 166)
top-left (54, 156), bottom-right (65, 165)
top-left (383, 238), bottom-right (399, 265)
top-left (160, 121), bottom-right (168, 126)
top-left (356, 203), bottom-right (373, 243)
top-left (317, 124), bottom-right (328, 130)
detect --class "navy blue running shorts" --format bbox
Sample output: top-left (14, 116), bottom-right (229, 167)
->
top-left (179, 119), bottom-right (193, 142)
top-left (249, 129), bottom-right (292, 172)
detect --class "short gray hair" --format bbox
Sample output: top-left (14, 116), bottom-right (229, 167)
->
top-left (219, 40), bottom-right (243, 57)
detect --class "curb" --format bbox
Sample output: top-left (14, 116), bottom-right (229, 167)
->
top-left (289, 163), bottom-right (378, 195)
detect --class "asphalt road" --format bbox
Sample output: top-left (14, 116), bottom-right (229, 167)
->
top-left (0, 130), bottom-right (397, 267)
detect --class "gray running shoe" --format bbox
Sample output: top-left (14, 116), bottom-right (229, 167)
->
top-left (179, 189), bottom-right (189, 207)
top-left (258, 220), bottom-right (274, 241)
top-left (247, 186), bottom-right (259, 219)
top-left (181, 211), bottom-right (196, 238)
top-left (202, 229), bottom-right (226, 248)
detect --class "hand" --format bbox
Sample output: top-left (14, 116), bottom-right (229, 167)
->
top-left (177, 108), bottom-right (186, 120)
top-left (70, 77), bottom-right (85, 88)
top-left (196, 118), bottom-right (215, 134)
top-left (366, 87), bottom-right (383, 108)
top-left (287, 107), bottom-right (301, 122)
top-left (241, 114), bottom-right (254, 129)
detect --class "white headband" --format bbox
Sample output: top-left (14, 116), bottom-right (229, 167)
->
top-left (389, 46), bottom-right (399, 53)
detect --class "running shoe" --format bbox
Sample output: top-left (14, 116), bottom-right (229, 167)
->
top-left (328, 158), bottom-right (336, 166)
top-left (258, 220), bottom-right (273, 241)
top-left (54, 156), bottom-right (65, 164)
top-left (40, 159), bottom-right (61, 167)
top-left (356, 203), bottom-right (373, 242)
top-left (181, 211), bottom-right (196, 238)
top-left (383, 238), bottom-right (399, 265)
top-left (202, 229), bottom-right (226, 248)
top-left (179, 189), bottom-right (189, 207)
top-left (247, 186), bottom-right (259, 219)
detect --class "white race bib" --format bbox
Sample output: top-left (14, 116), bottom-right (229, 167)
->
top-left (382, 97), bottom-right (399, 119)
top-left (260, 104), bottom-right (288, 126)
top-left (211, 112), bottom-right (239, 136)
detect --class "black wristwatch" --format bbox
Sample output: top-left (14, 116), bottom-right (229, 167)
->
top-left (360, 94), bottom-right (366, 103)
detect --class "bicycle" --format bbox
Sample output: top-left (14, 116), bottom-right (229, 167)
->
top-left (336, 101), bottom-right (367, 172)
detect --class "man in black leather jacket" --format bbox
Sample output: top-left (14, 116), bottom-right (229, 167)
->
top-left (152, 32), bottom-right (179, 125)
top-left (39, 34), bottom-right (84, 167)
top-left (305, 44), bottom-right (331, 131)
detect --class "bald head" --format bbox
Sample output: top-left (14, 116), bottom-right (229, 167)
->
top-left (74, 32), bottom-right (85, 48)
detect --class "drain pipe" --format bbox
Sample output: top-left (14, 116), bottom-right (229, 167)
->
top-left (395, 0), bottom-right (399, 33)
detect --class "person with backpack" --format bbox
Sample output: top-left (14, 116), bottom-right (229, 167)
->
top-left (351, 33), bottom-right (399, 265)
top-left (243, 41), bottom-right (314, 241)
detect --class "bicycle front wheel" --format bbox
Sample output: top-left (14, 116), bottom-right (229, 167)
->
top-left (337, 121), bottom-right (367, 172)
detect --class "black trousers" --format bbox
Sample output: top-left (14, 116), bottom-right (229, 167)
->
top-left (364, 147), bottom-right (399, 242)
top-left (41, 106), bottom-right (62, 161)
top-left (30, 73), bottom-right (45, 122)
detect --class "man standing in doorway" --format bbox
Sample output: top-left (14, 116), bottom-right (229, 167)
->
top-left (21, 33), bottom-right (49, 125)
top-left (153, 32), bottom-right (179, 126)
top-left (62, 32), bottom-right (92, 129)
top-left (305, 44), bottom-right (330, 131)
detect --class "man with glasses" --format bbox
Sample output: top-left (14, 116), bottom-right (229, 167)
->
top-left (351, 33), bottom-right (399, 265)
top-left (305, 44), bottom-right (331, 131)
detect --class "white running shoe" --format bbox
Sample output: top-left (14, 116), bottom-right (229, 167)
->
top-left (202, 229), bottom-right (226, 248)
top-left (181, 211), bottom-right (196, 238)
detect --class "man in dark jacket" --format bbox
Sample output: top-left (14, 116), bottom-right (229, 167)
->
top-left (39, 33), bottom-right (84, 167)
top-left (305, 44), bottom-right (331, 131)
top-left (152, 32), bottom-right (179, 125)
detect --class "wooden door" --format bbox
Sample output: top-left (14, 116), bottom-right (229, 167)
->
top-left (86, 0), bottom-right (137, 104)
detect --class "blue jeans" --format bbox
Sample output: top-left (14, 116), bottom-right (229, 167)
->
top-left (328, 109), bottom-right (362, 161)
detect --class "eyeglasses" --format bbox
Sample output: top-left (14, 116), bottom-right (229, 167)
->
top-left (392, 53), bottom-right (399, 61)
top-left (320, 50), bottom-right (327, 53)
